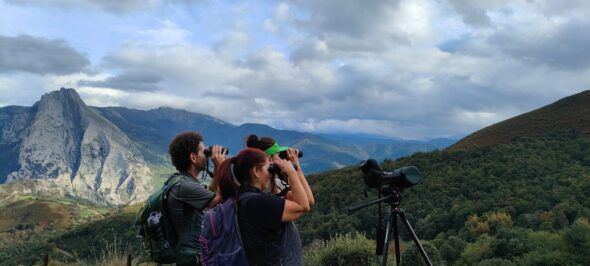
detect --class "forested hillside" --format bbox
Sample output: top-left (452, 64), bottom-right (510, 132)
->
top-left (298, 129), bottom-right (590, 264)
top-left (451, 90), bottom-right (590, 150)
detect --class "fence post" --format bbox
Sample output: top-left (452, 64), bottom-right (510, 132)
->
top-left (43, 254), bottom-right (49, 266)
top-left (127, 253), bottom-right (132, 266)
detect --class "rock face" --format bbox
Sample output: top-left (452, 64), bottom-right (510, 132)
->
top-left (0, 106), bottom-right (34, 184)
top-left (2, 88), bottom-right (152, 206)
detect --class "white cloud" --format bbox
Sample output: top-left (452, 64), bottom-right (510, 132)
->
top-left (0, 73), bottom-right (47, 106)
top-left (2, 0), bottom-right (590, 139)
top-left (134, 20), bottom-right (192, 46)
top-left (4, 0), bottom-right (160, 13)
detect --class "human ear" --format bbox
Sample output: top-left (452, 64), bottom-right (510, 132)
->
top-left (251, 167), bottom-right (261, 179)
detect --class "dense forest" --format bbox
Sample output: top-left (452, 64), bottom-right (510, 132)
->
top-left (1, 129), bottom-right (590, 265)
top-left (298, 129), bottom-right (590, 264)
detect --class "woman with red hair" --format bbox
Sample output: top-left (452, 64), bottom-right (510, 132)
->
top-left (215, 148), bottom-right (311, 265)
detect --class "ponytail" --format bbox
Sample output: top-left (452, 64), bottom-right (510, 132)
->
top-left (245, 134), bottom-right (276, 151)
top-left (215, 148), bottom-right (268, 201)
top-left (246, 134), bottom-right (260, 148)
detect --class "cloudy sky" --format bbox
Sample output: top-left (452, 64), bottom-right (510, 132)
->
top-left (1, 0), bottom-right (589, 139)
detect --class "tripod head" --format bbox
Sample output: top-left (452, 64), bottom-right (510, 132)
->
top-left (347, 185), bottom-right (403, 213)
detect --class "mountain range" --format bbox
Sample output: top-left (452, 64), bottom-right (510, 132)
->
top-left (2, 89), bottom-right (589, 265)
top-left (0, 88), bottom-right (456, 206)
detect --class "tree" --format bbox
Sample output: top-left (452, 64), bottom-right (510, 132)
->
top-left (490, 228), bottom-right (532, 259)
top-left (563, 218), bottom-right (590, 263)
top-left (432, 235), bottom-right (466, 263)
top-left (400, 241), bottom-right (441, 266)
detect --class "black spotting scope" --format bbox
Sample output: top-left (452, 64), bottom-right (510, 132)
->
top-left (359, 159), bottom-right (422, 189)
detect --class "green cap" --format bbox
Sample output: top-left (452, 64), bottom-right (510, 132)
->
top-left (264, 142), bottom-right (288, 156)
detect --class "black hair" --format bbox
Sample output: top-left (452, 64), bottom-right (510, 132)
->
top-left (246, 134), bottom-right (276, 151)
top-left (215, 148), bottom-right (267, 200)
top-left (168, 131), bottom-right (203, 172)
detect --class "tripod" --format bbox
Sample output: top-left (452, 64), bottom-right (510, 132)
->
top-left (349, 187), bottom-right (432, 266)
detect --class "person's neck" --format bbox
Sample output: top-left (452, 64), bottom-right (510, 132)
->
top-left (250, 182), bottom-right (263, 191)
top-left (186, 165), bottom-right (201, 179)
top-left (243, 181), bottom-right (263, 191)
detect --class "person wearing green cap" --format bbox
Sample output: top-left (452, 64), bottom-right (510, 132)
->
top-left (246, 134), bottom-right (314, 205)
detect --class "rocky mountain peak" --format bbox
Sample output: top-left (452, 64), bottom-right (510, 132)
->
top-left (4, 88), bottom-right (153, 206)
top-left (44, 87), bottom-right (84, 103)
top-left (36, 87), bottom-right (86, 111)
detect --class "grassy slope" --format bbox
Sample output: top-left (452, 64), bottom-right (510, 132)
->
top-left (0, 204), bottom-right (143, 265)
top-left (450, 90), bottom-right (590, 150)
top-left (0, 184), bottom-right (110, 231)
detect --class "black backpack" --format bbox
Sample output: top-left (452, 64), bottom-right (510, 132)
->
top-left (135, 175), bottom-right (181, 263)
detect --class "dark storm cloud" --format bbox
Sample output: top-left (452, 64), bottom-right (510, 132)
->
top-left (489, 19), bottom-right (590, 71)
top-left (297, 0), bottom-right (399, 37)
top-left (446, 0), bottom-right (492, 26)
top-left (4, 0), bottom-right (201, 13)
top-left (4, 0), bottom-right (147, 13)
top-left (0, 35), bottom-right (89, 75)
top-left (78, 70), bottom-right (162, 92)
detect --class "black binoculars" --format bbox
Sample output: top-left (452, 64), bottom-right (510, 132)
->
top-left (204, 146), bottom-right (229, 157)
top-left (278, 149), bottom-right (304, 160)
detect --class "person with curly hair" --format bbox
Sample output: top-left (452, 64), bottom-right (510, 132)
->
top-left (165, 131), bottom-right (225, 265)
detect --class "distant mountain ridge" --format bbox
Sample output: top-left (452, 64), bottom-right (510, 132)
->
top-left (93, 105), bottom-right (455, 173)
top-left (0, 88), bottom-right (456, 205)
top-left (450, 90), bottom-right (590, 150)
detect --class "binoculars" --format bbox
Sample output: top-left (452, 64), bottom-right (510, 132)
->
top-left (204, 146), bottom-right (229, 157)
top-left (278, 149), bottom-right (304, 160)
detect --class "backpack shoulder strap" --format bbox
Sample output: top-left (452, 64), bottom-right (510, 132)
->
top-left (161, 174), bottom-right (183, 244)
top-left (163, 174), bottom-right (182, 197)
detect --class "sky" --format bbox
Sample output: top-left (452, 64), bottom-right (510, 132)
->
top-left (1, 0), bottom-right (590, 139)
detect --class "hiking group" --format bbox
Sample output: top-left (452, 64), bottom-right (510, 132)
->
top-left (136, 131), bottom-right (314, 266)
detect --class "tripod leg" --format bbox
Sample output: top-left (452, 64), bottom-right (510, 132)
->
top-left (381, 213), bottom-right (391, 266)
top-left (392, 214), bottom-right (401, 266)
top-left (398, 211), bottom-right (433, 266)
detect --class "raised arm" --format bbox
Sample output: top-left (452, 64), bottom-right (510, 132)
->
top-left (286, 148), bottom-right (314, 206)
top-left (274, 159), bottom-right (310, 222)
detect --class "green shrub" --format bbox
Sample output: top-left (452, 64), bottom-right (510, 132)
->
top-left (432, 235), bottom-right (466, 263)
top-left (563, 218), bottom-right (590, 263)
top-left (477, 258), bottom-right (516, 266)
top-left (457, 234), bottom-right (494, 264)
top-left (400, 241), bottom-right (441, 266)
top-left (526, 230), bottom-right (567, 253)
top-left (490, 227), bottom-right (532, 259)
top-left (303, 232), bottom-right (377, 266)
top-left (516, 250), bottom-right (571, 266)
